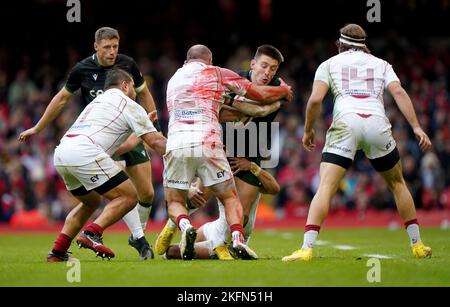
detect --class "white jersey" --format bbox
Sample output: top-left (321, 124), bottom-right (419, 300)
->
top-left (54, 88), bottom-right (156, 166)
top-left (166, 61), bottom-right (251, 151)
top-left (315, 50), bottom-right (400, 120)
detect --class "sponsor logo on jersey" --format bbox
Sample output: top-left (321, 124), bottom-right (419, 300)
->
top-left (90, 174), bottom-right (100, 183)
top-left (344, 88), bottom-right (373, 99)
top-left (216, 170), bottom-right (226, 178)
top-left (89, 89), bottom-right (104, 98)
top-left (386, 141), bottom-right (392, 150)
top-left (174, 109), bottom-right (202, 121)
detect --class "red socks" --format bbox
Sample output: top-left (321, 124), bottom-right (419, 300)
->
top-left (230, 223), bottom-right (244, 236)
top-left (52, 233), bottom-right (72, 253)
top-left (304, 224), bottom-right (321, 233)
top-left (404, 219), bottom-right (419, 229)
top-left (84, 223), bottom-right (104, 237)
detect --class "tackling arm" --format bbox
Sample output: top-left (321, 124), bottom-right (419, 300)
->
top-left (219, 100), bottom-right (281, 122)
top-left (255, 165), bottom-right (280, 195)
top-left (229, 158), bottom-right (280, 194)
top-left (245, 83), bottom-right (292, 104)
top-left (141, 131), bottom-right (167, 156)
top-left (112, 134), bottom-right (142, 157)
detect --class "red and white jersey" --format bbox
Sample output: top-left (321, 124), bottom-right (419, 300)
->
top-left (315, 50), bottom-right (400, 120)
top-left (55, 88), bottom-right (156, 166)
top-left (166, 61), bottom-right (252, 151)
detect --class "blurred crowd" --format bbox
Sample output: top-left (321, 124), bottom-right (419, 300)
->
top-left (0, 34), bottom-right (449, 225)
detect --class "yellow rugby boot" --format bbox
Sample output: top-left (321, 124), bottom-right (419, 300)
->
top-left (214, 245), bottom-right (234, 260)
top-left (282, 248), bottom-right (313, 262)
top-left (155, 220), bottom-right (177, 255)
top-left (412, 242), bottom-right (432, 258)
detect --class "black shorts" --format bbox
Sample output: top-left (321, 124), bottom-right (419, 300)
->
top-left (321, 147), bottom-right (400, 172)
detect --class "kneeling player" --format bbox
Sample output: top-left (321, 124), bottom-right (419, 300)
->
top-left (159, 157), bottom-right (279, 260)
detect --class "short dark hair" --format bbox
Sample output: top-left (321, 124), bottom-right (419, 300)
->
top-left (254, 45), bottom-right (284, 63)
top-left (95, 27), bottom-right (120, 42)
top-left (104, 68), bottom-right (133, 90)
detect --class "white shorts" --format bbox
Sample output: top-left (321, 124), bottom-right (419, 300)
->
top-left (323, 113), bottom-right (396, 161)
top-left (54, 156), bottom-right (123, 193)
top-left (202, 194), bottom-right (261, 248)
top-left (163, 145), bottom-right (232, 190)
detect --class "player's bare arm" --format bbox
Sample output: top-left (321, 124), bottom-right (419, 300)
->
top-left (219, 100), bottom-right (281, 122)
top-left (245, 82), bottom-right (293, 104)
top-left (229, 157), bottom-right (280, 194)
top-left (187, 178), bottom-right (208, 209)
top-left (136, 85), bottom-right (157, 114)
top-left (18, 87), bottom-right (73, 142)
top-left (113, 133), bottom-right (142, 157)
top-left (141, 131), bottom-right (166, 156)
top-left (256, 167), bottom-right (280, 195)
top-left (136, 86), bottom-right (163, 131)
top-left (387, 81), bottom-right (431, 151)
top-left (303, 80), bottom-right (329, 151)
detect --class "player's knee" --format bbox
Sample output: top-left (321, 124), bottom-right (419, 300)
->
top-left (121, 190), bottom-right (139, 210)
top-left (384, 170), bottom-right (405, 192)
top-left (139, 190), bottom-right (154, 204)
top-left (136, 184), bottom-right (154, 203)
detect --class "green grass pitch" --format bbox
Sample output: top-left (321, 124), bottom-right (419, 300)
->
top-left (0, 228), bottom-right (449, 286)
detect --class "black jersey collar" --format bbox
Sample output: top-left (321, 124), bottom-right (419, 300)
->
top-left (92, 53), bottom-right (115, 68)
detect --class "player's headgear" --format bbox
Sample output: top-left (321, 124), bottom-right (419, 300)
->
top-left (337, 23), bottom-right (370, 53)
top-left (339, 34), bottom-right (366, 47)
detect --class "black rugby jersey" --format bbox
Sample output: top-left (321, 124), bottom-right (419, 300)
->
top-left (64, 53), bottom-right (145, 107)
top-left (222, 70), bottom-right (282, 187)
top-left (223, 70), bottom-right (282, 163)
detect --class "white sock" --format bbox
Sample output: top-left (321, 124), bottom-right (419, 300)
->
top-left (137, 204), bottom-right (152, 231)
top-left (302, 230), bottom-right (319, 248)
top-left (406, 223), bottom-right (421, 245)
top-left (178, 218), bottom-right (192, 233)
top-left (231, 231), bottom-right (244, 246)
top-left (122, 205), bottom-right (145, 240)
